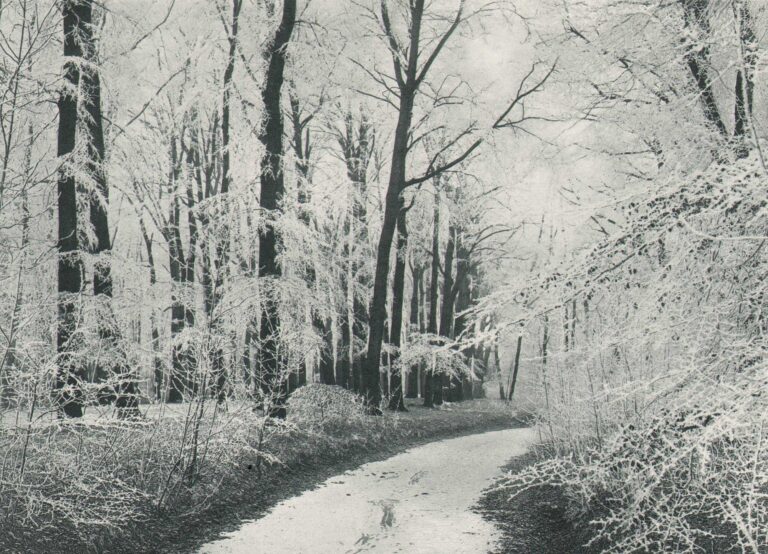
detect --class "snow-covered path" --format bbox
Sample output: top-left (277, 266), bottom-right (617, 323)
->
top-left (197, 427), bottom-right (536, 554)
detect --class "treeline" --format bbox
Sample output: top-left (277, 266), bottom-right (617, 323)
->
top-left (0, 0), bottom-right (549, 423)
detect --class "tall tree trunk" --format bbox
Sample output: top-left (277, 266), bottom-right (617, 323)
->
top-left (452, 234), bottom-right (473, 401)
top-left (424, 188), bottom-right (440, 407)
top-left (167, 138), bottom-right (195, 403)
top-left (338, 212), bottom-right (352, 389)
top-left (257, 0), bottom-right (296, 418)
top-left (364, 101), bottom-right (414, 411)
top-left (55, 0), bottom-right (87, 418)
top-left (290, 95), bottom-right (334, 386)
top-left (77, 2), bottom-right (139, 415)
top-left (206, 0), bottom-right (242, 403)
top-left (139, 217), bottom-right (164, 401)
top-left (362, 0), bottom-right (431, 413)
top-left (494, 345), bottom-right (505, 400)
top-left (406, 264), bottom-right (422, 398)
top-left (338, 112), bottom-right (373, 393)
top-left (438, 224), bottom-right (459, 402)
top-left (339, 265), bottom-right (352, 388)
top-left (507, 335), bottom-right (522, 402)
top-left (388, 206), bottom-right (408, 411)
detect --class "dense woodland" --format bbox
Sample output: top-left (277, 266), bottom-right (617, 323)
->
top-left (0, 0), bottom-right (766, 552)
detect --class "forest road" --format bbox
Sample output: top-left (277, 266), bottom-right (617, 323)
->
top-left (197, 426), bottom-right (536, 554)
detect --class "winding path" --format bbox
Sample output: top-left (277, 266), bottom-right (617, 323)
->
top-left (198, 427), bottom-right (535, 554)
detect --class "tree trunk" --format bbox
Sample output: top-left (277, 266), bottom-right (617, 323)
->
top-left (363, 89), bottom-right (414, 412)
top-left (138, 216), bottom-right (164, 402)
top-left (405, 264), bottom-right (422, 398)
top-left (77, 2), bottom-right (139, 415)
top-left (55, 0), bottom-right (88, 418)
top-left (257, 0), bottom-right (296, 418)
top-left (452, 235), bottom-right (473, 402)
top-left (167, 138), bottom-right (195, 403)
top-left (424, 189), bottom-right (441, 408)
top-left (681, 0), bottom-right (727, 135)
top-left (291, 94), bottom-right (334, 386)
top-left (339, 249), bottom-right (352, 388)
top-left (388, 206), bottom-right (408, 411)
top-left (439, 225), bottom-right (458, 402)
top-left (494, 345), bottom-right (505, 400)
top-left (507, 335), bottom-right (522, 402)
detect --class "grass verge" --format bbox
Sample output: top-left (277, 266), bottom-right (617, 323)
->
top-left (475, 450), bottom-right (604, 554)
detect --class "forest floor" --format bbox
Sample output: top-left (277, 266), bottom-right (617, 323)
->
top-left (42, 398), bottom-right (527, 554)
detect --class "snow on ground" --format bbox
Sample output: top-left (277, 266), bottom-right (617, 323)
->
top-left (197, 427), bottom-right (536, 554)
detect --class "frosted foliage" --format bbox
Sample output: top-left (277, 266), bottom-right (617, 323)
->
top-left (483, 1), bottom-right (768, 552)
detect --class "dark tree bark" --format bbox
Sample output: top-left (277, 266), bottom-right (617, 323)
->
top-left (452, 233), bottom-right (473, 401)
top-left (75, 2), bottom-right (139, 415)
top-left (405, 263), bottom-right (423, 398)
top-left (207, 0), bottom-right (242, 403)
top-left (290, 94), bottom-right (334, 386)
top-left (439, 225), bottom-right (456, 338)
top-left (364, 89), bottom-right (413, 410)
top-left (338, 112), bottom-right (373, 391)
top-left (257, 0), bottom-right (296, 418)
top-left (681, 0), bottom-right (727, 135)
top-left (167, 135), bottom-right (197, 403)
top-left (494, 345), bottom-right (505, 400)
top-left (387, 205), bottom-right (409, 411)
top-left (507, 335), bottom-right (522, 402)
top-left (439, 225), bottom-right (457, 402)
top-left (138, 216), bottom-right (164, 401)
top-left (55, 0), bottom-right (87, 418)
top-left (733, 0), bottom-right (756, 157)
top-left (363, 0), bottom-right (488, 412)
top-left (423, 188), bottom-right (441, 407)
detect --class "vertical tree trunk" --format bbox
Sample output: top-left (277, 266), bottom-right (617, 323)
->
top-left (406, 264), bottom-right (422, 398)
top-left (507, 335), bottom-right (522, 402)
top-left (204, 0), bottom-right (241, 403)
top-left (290, 95), bottom-right (334, 386)
top-left (257, 0), bottom-right (296, 418)
top-left (139, 218), bottom-right (164, 401)
top-left (452, 234), bottom-right (473, 401)
top-left (167, 138), bottom-right (195, 403)
top-left (339, 230), bottom-right (352, 388)
top-left (55, 0), bottom-right (87, 418)
top-left (339, 294), bottom-right (351, 388)
top-left (424, 188), bottom-right (440, 407)
top-left (438, 225), bottom-right (457, 402)
top-left (388, 206), bottom-right (408, 411)
top-left (494, 345), bottom-right (505, 400)
top-left (338, 114), bottom-right (373, 392)
top-left (78, 2), bottom-right (139, 415)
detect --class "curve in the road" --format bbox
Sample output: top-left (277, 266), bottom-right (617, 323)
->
top-left (198, 427), bottom-right (535, 554)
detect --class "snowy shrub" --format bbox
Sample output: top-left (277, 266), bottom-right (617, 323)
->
top-left (287, 383), bottom-right (367, 426)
